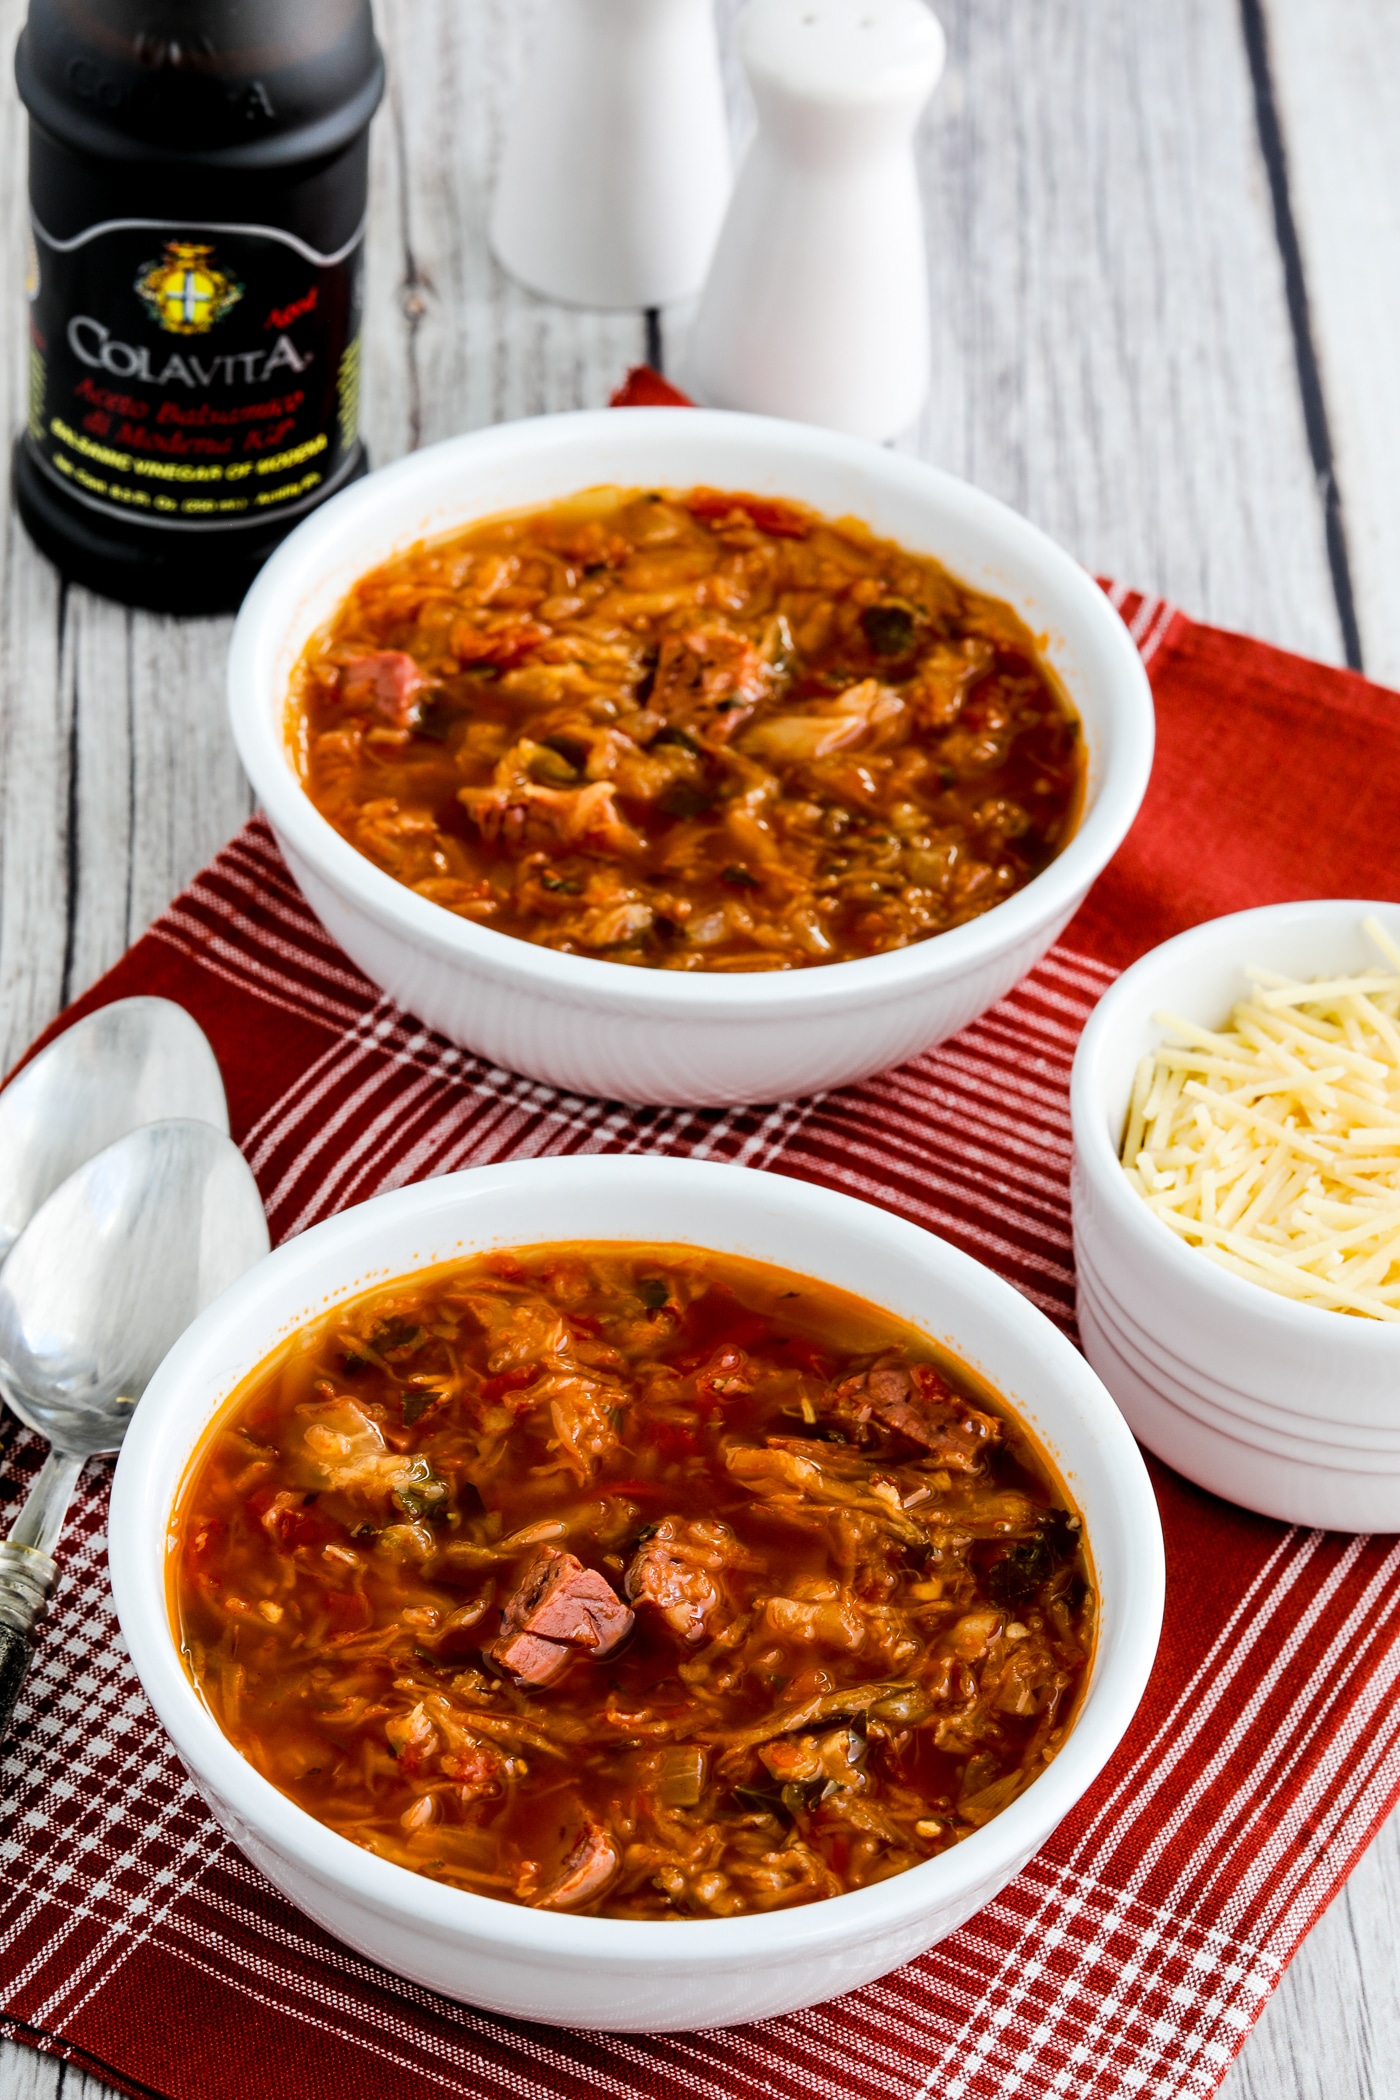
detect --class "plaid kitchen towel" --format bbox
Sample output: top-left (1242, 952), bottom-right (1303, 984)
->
top-left (3, 473), bottom-right (1400, 2099)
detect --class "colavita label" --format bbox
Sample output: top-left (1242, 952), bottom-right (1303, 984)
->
top-left (26, 214), bottom-right (363, 532)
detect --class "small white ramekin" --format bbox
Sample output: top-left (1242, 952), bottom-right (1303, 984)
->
top-left (227, 408), bottom-right (1154, 1106)
top-left (109, 1155), bottom-right (1163, 2031)
top-left (1071, 900), bottom-right (1400, 1532)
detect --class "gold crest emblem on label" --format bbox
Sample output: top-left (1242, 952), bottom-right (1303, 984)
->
top-left (134, 241), bottom-right (243, 336)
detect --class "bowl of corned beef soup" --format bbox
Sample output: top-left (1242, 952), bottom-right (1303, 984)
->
top-left (110, 1156), bottom-right (1163, 2030)
top-left (227, 409), bottom-right (1154, 1105)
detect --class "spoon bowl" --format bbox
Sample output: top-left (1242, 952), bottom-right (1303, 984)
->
top-left (0, 997), bottom-right (229, 1262)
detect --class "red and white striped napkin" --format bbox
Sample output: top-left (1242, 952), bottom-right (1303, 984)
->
top-left (4, 538), bottom-right (1400, 2100)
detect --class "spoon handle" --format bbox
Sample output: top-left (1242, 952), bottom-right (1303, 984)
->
top-left (0, 1448), bottom-right (83, 1747)
top-left (0, 1541), bottom-right (57, 1747)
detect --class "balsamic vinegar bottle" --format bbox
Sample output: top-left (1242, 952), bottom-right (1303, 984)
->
top-left (13, 1), bottom-right (384, 615)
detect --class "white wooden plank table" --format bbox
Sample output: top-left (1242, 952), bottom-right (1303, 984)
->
top-left (0, 1), bottom-right (1395, 2094)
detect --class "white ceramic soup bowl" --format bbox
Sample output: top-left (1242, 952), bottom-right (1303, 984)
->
top-left (227, 408), bottom-right (1154, 1107)
top-left (1071, 900), bottom-right (1400, 1532)
top-left (110, 1154), bottom-right (1163, 2032)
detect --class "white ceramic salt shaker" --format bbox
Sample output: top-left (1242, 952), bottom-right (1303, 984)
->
top-left (689, 0), bottom-right (945, 440)
top-left (490, 0), bottom-right (732, 310)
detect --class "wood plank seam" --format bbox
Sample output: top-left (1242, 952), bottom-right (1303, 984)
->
top-left (55, 582), bottom-right (77, 1012)
top-left (382, 48), bottom-right (427, 455)
top-left (1241, 0), bottom-right (1364, 672)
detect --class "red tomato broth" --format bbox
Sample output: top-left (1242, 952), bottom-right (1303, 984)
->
top-left (170, 1246), bottom-right (1095, 1919)
top-left (288, 487), bottom-right (1085, 973)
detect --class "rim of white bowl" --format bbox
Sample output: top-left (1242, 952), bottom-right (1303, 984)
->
top-left (228, 408), bottom-right (1155, 1022)
top-left (1072, 898), bottom-right (1400, 1354)
top-left (110, 1156), bottom-right (1164, 1968)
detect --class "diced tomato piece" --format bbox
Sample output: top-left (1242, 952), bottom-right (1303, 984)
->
top-left (480, 1363), bottom-right (542, 1405)
top-left (672, 1310), bottom-right (772, 1372)
top-left (684, 488), bottom-right (810, 539)
top-left (323, 1589), bottom-right (372, 1633)
top-left (780, 1337), bottom-right (833, 1377)
top-left (566, 1312), bottom-right (605, 1339)
top-left (912, 1362), bottom-right (959, 1408)
top-left (723, 1316), bottom-right (773, 1351)
top-left (651, 1421), bottom-right (700, 1461)
top-left (183, 1516), bottom-right (226, 1564)
top-left (248, 1487), bottom-right (332, 1552)
top-left (443, 1739), bottom-right (503, 1802)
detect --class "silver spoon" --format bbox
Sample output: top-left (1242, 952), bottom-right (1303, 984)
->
top-left (0, 996), bottom-right (230, 1264)
top-left (0, 1118), bottom-right (270, 1745)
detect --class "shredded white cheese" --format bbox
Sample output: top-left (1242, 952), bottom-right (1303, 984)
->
top-left (1120, 918), bottom-right (1400, 1319)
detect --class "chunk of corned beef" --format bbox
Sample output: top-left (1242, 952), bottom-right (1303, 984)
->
top-left (830, 1357), bottom-right (1001, 1468)
top-left (488, 1547), bottom-right (633, 1687)
top-left (340, 651), bottom-right (429, 727)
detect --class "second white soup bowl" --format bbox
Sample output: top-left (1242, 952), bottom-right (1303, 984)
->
top-left (110, 1155), bottom-right (1164, 2031)
top-left (227, 408), bottom-right (1154, 1106)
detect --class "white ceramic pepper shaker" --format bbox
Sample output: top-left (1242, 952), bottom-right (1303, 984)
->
top-left (689, 0), bottom-right (945, 440)
top-left (490, 0), bottom-right (732, 310)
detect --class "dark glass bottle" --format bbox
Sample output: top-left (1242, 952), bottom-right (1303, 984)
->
top-left (13, 1), bottom-right (384, 614)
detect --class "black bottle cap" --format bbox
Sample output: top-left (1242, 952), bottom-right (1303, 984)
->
top-left (16, 0), bottom-right (384, 169)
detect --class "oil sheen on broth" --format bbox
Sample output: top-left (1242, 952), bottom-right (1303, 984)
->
top-left (172, 1245), bottom-right (1095, 1919)
top-left (289, 487), bottom-right (1085, 972)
